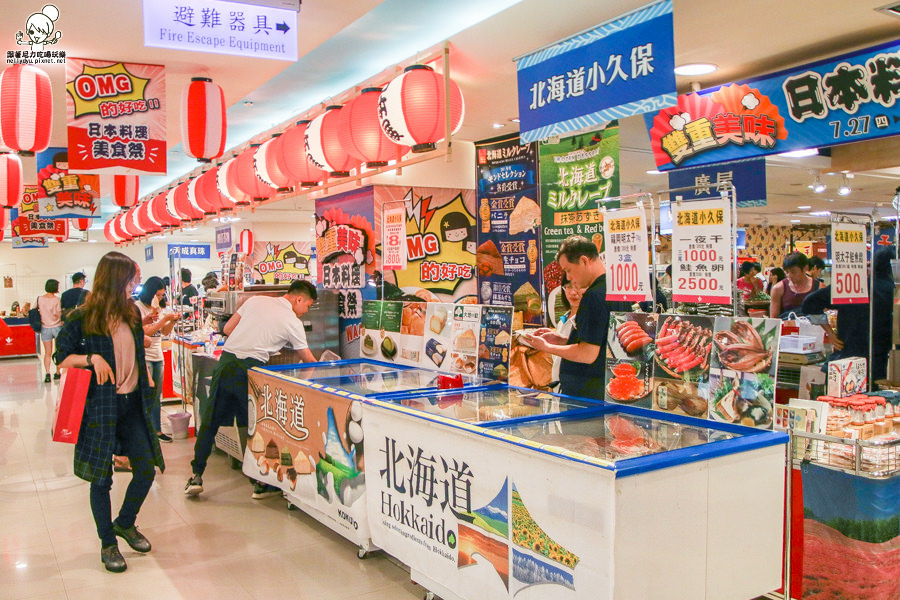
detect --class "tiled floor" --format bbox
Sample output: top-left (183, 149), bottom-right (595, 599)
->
top-left (0, 358), bottom-right (424, 600)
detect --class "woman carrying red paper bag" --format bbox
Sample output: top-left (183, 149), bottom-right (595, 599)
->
top-left (55, 251), bottom-right (165, 573)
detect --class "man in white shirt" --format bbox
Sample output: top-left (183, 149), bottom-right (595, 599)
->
top-left (185, 280), bottom-right (317, 498)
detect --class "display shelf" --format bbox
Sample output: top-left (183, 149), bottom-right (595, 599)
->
top-left (790, 429), bottom-right (900, 478)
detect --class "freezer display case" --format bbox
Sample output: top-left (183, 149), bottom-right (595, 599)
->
top-left (363, 400), bottom-right (788, 600)
top-left (243, 359), bottom-right (493, 555)
top-left (377, 384), bottom-right (602, 424)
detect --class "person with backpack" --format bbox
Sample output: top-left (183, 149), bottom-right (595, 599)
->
top-left (61, 272), bottom-right (89, 321)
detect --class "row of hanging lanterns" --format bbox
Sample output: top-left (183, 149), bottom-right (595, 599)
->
top-left (104, 63), bottom-right (463, 244)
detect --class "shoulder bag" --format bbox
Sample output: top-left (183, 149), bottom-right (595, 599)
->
top-left (28, 296), bottom-right (41, 333)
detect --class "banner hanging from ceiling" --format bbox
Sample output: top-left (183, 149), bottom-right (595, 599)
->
top-left (11, 186), bottom-right (65, 249)
top-left (515, 0), bottom-right (675, 144)
top-left (65, 58), bottom-right (166, 174)
top-left (667, 157), bottom-right (767, 208)
top-left (35, 148), bottom-right (100, 218)
top-left (646, 39), bottom-right (900, 171)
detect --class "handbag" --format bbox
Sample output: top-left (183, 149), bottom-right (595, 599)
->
top-left (28, 296), bottom-right (41, 333)
top-left (52, 367), bottom-right (91, 443)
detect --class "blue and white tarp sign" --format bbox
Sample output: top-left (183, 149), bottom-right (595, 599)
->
top-left (515, 0), bottom-right (676, 144)
top-left (143, 0), bottom-right (298, 61)
top-left (168, 243), bottom-right (210, 259)
top-left (215, 224), bottom-right (232, 252)
top-left (667, 158), bottom-right (767, 208)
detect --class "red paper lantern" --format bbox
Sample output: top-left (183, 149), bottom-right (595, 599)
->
top-left (173, 181), bottom-right (203, 221)
top-left (254, 135), bottom-right (292, 191)
top-left (379, 64), bottom-right (464, 153)
top-left (122, 207), bottom-right (142, 238)
top-left (112, 174), bottom-right (139, 208)
top-left (277, 120), bottom-right (325, 186)
top-left (187, 174), bottom-right (217, 215)
top-left (0, 153), bottom-right (23, 209)
top-left (137, 199), bottom-right (161, 233)
top-left (217, 157), bottom-right (251, 205)
top-left (112, 212), bottom-right (131, 242)
top-left (150, 192), bottom-right (178, 228)
top-left (339, 87), bottom-right (408, 167)
top-left (104, 216), bottom-right (121, 243)
top-left (197, 166), bottom-right (231, 211)
top-left (0, 208), bottom-right (6, 242)
top-left (0, 64), bottom-right (52, 155)
top-left (181, 77), bottom-right (226, 162)
top-left (234, 146), bottom-right (276, 201)
top-left (239, 228), bottom-right (253, 254)
top-left (72, 218), bottom-right (91, 231)
top-left (55, 219), bottom-right (69, 243)
top-left (306, 105), bottom-right (360, 177)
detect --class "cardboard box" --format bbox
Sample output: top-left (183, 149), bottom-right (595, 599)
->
top-left (827, 357), bottom-right (867, 398)
top-left (798, 365), bottom-right (827, 399)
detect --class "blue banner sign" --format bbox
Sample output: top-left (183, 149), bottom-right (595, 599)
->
top-left (168, 243), bottom-right (210, 259)
top-left (647, 39), bottom-right (900, 170)
top-left (143, 0), bottom-right (298, 61)
top-left (516, 0), bottom-right (675, 144)
top-left (145, 245), bottom-right (154, 262)
top-left (215, 224), bottom-right (232, 252)
top-left (667, 158), bottom-right (767, 208)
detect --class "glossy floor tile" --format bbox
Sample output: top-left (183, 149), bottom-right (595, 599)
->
top-left (0, 358), bottom-right (423, 600)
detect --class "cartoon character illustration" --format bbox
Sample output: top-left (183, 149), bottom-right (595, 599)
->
top-left (16, 5), bottom-right (62, 52)
top-left (441, 211), bottom-right (476, 254)
top-left (256, 242), bottom-right (313, 284)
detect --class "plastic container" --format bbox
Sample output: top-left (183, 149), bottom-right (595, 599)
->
top-left (167, 411), bottom-right (192, 439)
top-left (849, 400), bottom-right (864, 427)
top-left (864, 402), bottom-right (876, 425)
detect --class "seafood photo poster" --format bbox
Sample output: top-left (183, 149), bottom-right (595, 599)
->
top-left (605, 312), bottom-right (657, 409)
top-left (246, 370), bottom-right (370, 547)
top-left (651, 314), bottom-right (716, 419)
top-left (475, 135), bottom-right (544, 326)
top-left (708, 317), bottom-right (781, 429)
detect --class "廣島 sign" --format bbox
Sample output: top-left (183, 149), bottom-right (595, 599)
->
top-left (666, 157), bottom-right (766, 208)
top-left (604, 206), bottom-right (650, 302)
top-left (143, 0), bottom-right (298, 62)
top-left (671, 199), bottom-right (732, 304)
top-left (516, 0), bottom-right (675, 144)
top-left (168, 243), bottom-right (210, 259)
top-left (830, 223), bottom-right (868, 305)
top-left (646, 39), bottom-right (900, 171)
top-left (65, 58), bottom-right (166, 174)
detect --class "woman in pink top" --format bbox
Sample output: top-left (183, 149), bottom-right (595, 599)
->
top-left (770, 252), bottom-right (816, 319)
top-left (38, 279), bottom-right (63, 382)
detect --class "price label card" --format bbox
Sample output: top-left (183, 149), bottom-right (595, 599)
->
top-left (831, 223), bottom-right (868, 304)
top-left (671, 199), bottom-right (733, 304)
top-left (382, 204), bottom-right (406, 271)
top-left (604, 206), bottom-right (650, 302)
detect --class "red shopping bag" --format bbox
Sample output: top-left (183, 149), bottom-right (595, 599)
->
top-left (52, 368), bottom-right (91, 444)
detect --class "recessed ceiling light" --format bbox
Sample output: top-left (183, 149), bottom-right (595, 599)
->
top-left (790, 219), bottom-right (801, 223)
top-left (797, 205), bottom-right (811, 210)
top-left (492, 123), bottom-right (506, 129)
top-left (810, 210), bottom-right (831, 217)
top-left (778, 148), bottom-right (818, 158)
top-left (674, 63), bottom-right (717, 76)
top-left (646, 169), bottom-right (662, 175)
top-left (510, 118), bottom-right (520, 123)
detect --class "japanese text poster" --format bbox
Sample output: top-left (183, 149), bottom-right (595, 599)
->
top-left (246, 241), bottom-right (315, 285)
top-left (671, 199), bottom-right (733, 304)
top-left (65, 59), bottom-right (166, 174)
top-left (11, 185), bottom-right (65, 248)
top-left (35, 148), bottom-right (100, 219)
top-left (604, 206), bottom-right (650, 302)
top-left (830, 223), bottom-right (868, 304)
top-left (538, 125), bottom-right (618, 293)
top-left (475, 136), bottom-right (543, 327)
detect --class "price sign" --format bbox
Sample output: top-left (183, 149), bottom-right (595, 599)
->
top-left (382, 204), bottom-right (406, 271)
top-left (604, 206), bottom-right (650, 302)
top-left (830, 223), bottom-right (868, 304)
top-left (671, 199), bottom-right (732, 304)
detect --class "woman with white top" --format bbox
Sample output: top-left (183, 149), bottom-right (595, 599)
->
top-left (135, 277), bottom-right (178, 442)
top-left (551, 274), bottom-right (584, 391)
top-left (38, 279), bottom-right (63, 382)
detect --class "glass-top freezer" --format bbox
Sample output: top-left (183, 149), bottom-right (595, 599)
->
top-left (308, 369), bottom-right (486, 396)
top-left (380, 384), bottom-right (602, 424)
top-left (264, 358), bottom-right (408, 381)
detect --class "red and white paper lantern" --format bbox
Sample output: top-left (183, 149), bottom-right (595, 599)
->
top-left (339, 87), bottom-right (408, 167)
top-left (72, 217), bottom-right (91, 231)
top-left (234, 146), bottom-right (276, 201)
top-left (239, 228), bottom-right (253, 254)
top-left (181, 77), bottom-right (226, 162)
top-left (306, 105), bottom-right (360, 177)
top-left (0, 208), bottom-right (7, 242)
top-left (217, 157), bottom-right (251, 205)
top-left (187, 174), bottom-right (218, 215)
top-left (0, 64), bottom-right (52, 155)
top-left (277, 120), bottom-right (325, 186)
top-left (197, 166), bottom-right (231, 211)
top-left (254, 135), bottom-right (292, 191)
top-left (55, 218), bottom-right (69, 243)
top-left (112, 174), bottom-right (139, 208)
top-left (103, 216), bottom-right (121, 243)
top-left (112, 212), bottom-right (131, 242)
top-left (137, 199), bottom-right (161, 234)
top-left (379, 64), bottom-right (464, 153)
top-left (0, 153), bottom-right (23, 209)
top-left (122, 207), bottom-right (142, 238)
top-left (173, 180), bottom-right (203, 221)
top-left (150, 192), bottom-right (178, 228)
